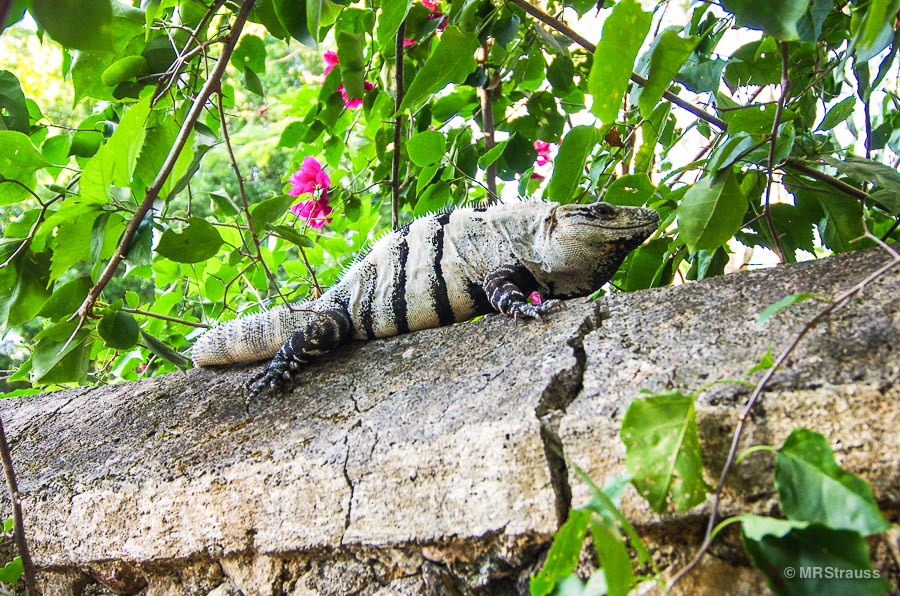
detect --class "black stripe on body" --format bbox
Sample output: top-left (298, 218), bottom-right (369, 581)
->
top-left (432, 212), bottom-right (455, 325)
top-left (359, 261), bottom-right (377, 339)
top-left (393, 227), bottom-right (411, 335)
top-left (465, 281), bottom-right (495, 315)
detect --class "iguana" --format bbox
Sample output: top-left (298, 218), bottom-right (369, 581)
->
top-left (192, 201), bottom-right (659, 399)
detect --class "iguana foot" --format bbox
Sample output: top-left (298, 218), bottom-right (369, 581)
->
top-left (510, 298), bottom-right (562, 322)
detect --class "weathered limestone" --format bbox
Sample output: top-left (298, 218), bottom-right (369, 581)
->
top-left (1, 248), bottom-right (898, 595)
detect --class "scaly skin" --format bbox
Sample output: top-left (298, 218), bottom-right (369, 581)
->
top-left (191, 201), bottom-right (659, 401)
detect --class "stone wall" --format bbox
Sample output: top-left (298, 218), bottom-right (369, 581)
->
top-left (1, 248), bottom-right (898, 595)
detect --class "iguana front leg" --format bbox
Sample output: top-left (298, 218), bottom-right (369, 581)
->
top-left (247, 306), bottom-right (352, 403)
top-left (483, 263), bottom-right (561, 321)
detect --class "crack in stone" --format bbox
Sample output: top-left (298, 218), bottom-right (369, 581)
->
top-left (535, 302), bottom-right (608, 526)
top-left (340, 434), bottom-right (355, 545)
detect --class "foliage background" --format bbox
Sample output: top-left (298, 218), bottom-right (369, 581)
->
top-left (1, 0), bottom-right (899, 592)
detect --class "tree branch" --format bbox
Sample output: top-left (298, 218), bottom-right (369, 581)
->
top-left (478, 41), bottom-right (499, 204)
top-left (392, 20), bottom-right (407, 231)
top-left (72, 0), bottom-right (257, 323)
top-left (782, 159), bottom-right (870, 202)
top-left (505, 0), bottom-right (728, 131)
top-left (0, 417), bottom-right (35, 596)
top-left (761, 41), bottom-right (790, 263)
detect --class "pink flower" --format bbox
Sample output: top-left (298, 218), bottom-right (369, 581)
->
top-left (534, 140), bottom-right (552, 166)
top-left (528, 291), bottom-right (542, 305)
top-left (291, 199), bottom-right (333, 229)
top-left (530, 172), bottom-right (545, 180)
top-left (288, 157), bottom-right (331, 199)
top-left (338, 81), bottom-right (376, 109)
top-left (323, 50), bottom-right (339, 75)
top-left (421, 0), bottom-right (447, 28)
top-left (403, 38), bottom-right (416, 47)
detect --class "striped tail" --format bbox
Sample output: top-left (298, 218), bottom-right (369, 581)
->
top-left (191, 304), bottom-right (312, 366)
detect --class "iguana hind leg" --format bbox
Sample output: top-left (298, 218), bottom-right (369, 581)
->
top-left (483, 264), bottom-right (561, 321)
top-left (247, 306), bottom-right (352, 404)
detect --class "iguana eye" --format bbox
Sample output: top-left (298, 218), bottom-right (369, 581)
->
top-left (591, 203), bottom-right (616, 218)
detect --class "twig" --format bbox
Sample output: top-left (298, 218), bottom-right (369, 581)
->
top-left (668, 240), bottom-right (900, 589)
top-left (392, 20), bottom-right (407, 231)
top-left (782, 159), bottom-right (869, 202)
top-left (0, 0), bottom-right (12, 32)
top-left (120, 307), bottom-right (211, 328)
top-left (761, 42), bottom-right (790, 263)
top-left (505, 0), bottom-right (728, 131)
top-left (215, 91), bottom-right (284, 300)
top-left (478, 41), bottom-right (499, 203)
top-left (0, 418), bottom-right (35, 596)
top-left (72, 0), bottom-right (257, 324)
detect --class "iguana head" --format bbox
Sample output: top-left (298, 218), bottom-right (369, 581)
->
top-left (535, 202), bottom-right (659, 298)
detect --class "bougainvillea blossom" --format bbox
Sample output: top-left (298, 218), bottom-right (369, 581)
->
top-left (291, 199), bottom-right (333, 229)
top-left (288, 157), bottom-right (331, 199)
top-left (323, 50), bottom-right (339, 75)
top-left (338, 81), bottom-right (376, 109)
top-left (533, 140), bottom-right (552, 166)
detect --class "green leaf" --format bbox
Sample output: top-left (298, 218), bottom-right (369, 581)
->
top-left (823, 155), bottom-right (900, 198)
top-left (604, 173), bottom-right (654, 207)
top-left (677, 170), bottom-right (748, 252)
top-left (231, 35), bottom-right (267, 74)
top-left (776, 428), bottom-right (889, 535)
top-left (100, 56), bottom-right (149, 86)
top-left (590, 519), bottom-right (634, 596)
top-left (29, 0), bottom-right (115, 51)
top-left (308, 0), bottom-right (343, 43)
top-left (398, 26), bottom-right (480, 114)
top-left (273, 0), bottom-right (314, 46)
top-left (706, 131), bottom-right (757, 173)
top-left (546, 126), bottom-right (598, 203)
top-left (817, 96), bottom-right (857, 132)
top-left (335, 9), bottom-right (373, 100)
top-left (376, 0), bottom-right (413, 50)
top-left (37, 276), bottom-right (93, 322)
top-left (529, 509), bottom-right (590, 596)
top-left (855, 0), bottom-right (900, 61)
top-left (720, 0), bottom-right (808, 40)
top-left (156, 217), bottom-right (223, 263)
top-left (267, 224), bottom-right (314, 248)
top-left (0, 131), bottom-right (50, 205)
top-left (621, 390), bottom-right (707, 513)
top-left (80, 94), bottom-right (153, 204)
top-left (575, 466), bottom-right (656, 570)
top-left (0, 556), bottom-right (23, 585)
top-left (587, 0), bottom-right (651, 125)
top-left (98, 309), bottom-right (139, 350)
top-left (408, 130), bottom-right (446, 166)
top-left (477, 138), bottom-right (510, 169)
top-left (497, 132), bottom-right (537, 180)
top-left (0, 250), bottom-right (51, 332)
top-left (756, 293), bottom-right (820, 325)
top-left (636, 28), bottom-right (697, 119)
top-left (31, 320), bottom-right (92, 384)
top-left (242, 66), bottom-right (265, 96)
top-left (251, 195), bottom-right (294, 234)
top-left (413, 180), bottom-right (450, 217)
top-left (140, 330), bottom-right (191, 369)
top-left (0, 70), bottom-right (29, 133)
top-left (741, 516), bottom-right (891, 596)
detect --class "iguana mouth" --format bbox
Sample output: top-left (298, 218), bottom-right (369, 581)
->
top-left (586, 222), bottom-right (657, 231)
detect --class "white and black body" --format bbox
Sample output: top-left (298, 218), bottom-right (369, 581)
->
top-left (191, 201), bottom-right (659, 399)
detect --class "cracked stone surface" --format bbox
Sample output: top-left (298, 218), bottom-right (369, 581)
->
top-left (1, 248), bottom-right (899, 595)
